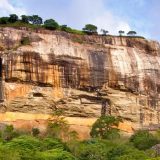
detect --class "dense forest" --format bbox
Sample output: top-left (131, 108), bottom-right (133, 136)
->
top-left (0, 110), bottom-right (160, 160)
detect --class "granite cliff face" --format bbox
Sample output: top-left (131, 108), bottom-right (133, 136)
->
top-left (0, 27), bottom-right (160, 137)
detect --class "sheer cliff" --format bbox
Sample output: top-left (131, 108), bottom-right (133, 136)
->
top-left (0, 27), bottom-right (160, 136)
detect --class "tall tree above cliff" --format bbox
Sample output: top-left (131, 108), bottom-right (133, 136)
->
top-left (119, 30), bottom-right (125, 36)
top-left (101, 29), bottom-right (109, 35)
top-left (0, 17), bottom-right (9, 24)
top-left (29, 15), bottom-right (43, 25)
top-left (127, 31), bottom-right (137, 36)
top-left (83, 24), bottom-right (98, 34)
top-left (21, 15), bottom-right (29, 24)
top-left (8, 14), bottom-right (18, 23)
top-left (44, 19), bottom-right (59, 30)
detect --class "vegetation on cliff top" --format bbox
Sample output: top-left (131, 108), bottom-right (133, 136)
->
top-left (0, 14), bottom-right (144, 38)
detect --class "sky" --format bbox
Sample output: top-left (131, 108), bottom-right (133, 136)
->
top-left (0, 0), bottom-right (159, 41)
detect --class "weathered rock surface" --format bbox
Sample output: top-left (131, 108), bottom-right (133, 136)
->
top-left (0, 27), bottom-right (160, 134)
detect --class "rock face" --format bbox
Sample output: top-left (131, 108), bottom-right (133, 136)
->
top-left (0, 27), bottom-right (160, 134)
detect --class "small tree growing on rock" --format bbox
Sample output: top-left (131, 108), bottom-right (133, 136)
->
top-left (90, 115), bottom-right (122, 139)
top-left (82, 24), bottom-right (98, 35)
top-left (47, 109), bottom-right (78, 141)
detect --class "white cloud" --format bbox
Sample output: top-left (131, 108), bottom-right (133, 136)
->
top-left (62, 0), bottom-right (131, 35)
top-left (0, 0), bottom-right (26, 16)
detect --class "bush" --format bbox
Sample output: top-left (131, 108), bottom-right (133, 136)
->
top-left (20, 37), bottom-right (30, 45)
top-left (69, 139), bottom-right (116, 160)
top-left (41, 138), bottom-right (65, 151)
top-left (130, 130), bottom-right (159, 150)
top-left (35, 149), bottom-right (76, 160)
top-left (5, 135), bottom-right (42, 160)
top-left (32, 128), bottom-right (40, 137)
top-left (107, 144), bottom-right (149, 160)
top-left (0, 145), bottom-right (20, 160)
top-left (0, 125), bottom-right (19, 141)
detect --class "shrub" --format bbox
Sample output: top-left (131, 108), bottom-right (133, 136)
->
top-left (41, 138), bottom-right (65, 151)
top-left (107, 144), bottom-right (149, 160)
top-left (130, 130), bottom-right (159, 150)
top-left (35, 149), bottom-right (76, 160)
top-left (0, 125), bottom-right (18, 141)
top-left (20, 37), bottom-right (30, 45)
top-left (0, 145), bottom-right (20, 160)
top-left (32, 128), bottom-right (40, 137)
top-left (5, 135), bottom-right (42, 160)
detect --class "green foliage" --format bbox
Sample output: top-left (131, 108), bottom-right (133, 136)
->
top-left (127, 30), bottom-right (137, 36)
top-left (32, 128), bottom-right (40, 137)
top-left (9, 14), bottom-right (19, 23)
top-left (0, 17), bottom-right (9, 24)
top-left (21, 15), bottom-right (29, 23)
top-left (60, 25), bottom-right (85, 35)
top-left (147, 158), bottom-right (160, 160)
top-left (44, 19), bottom-right (59, 30)
top-left (5, 135), bottom-right (42, 160)
top-left (107, 144), bottom-right (149, 160)
top-left (40, 138), bottom-right (65, 150)
top-left (130, 130), bottom-right (159, 150)
top-left (0, 125), bottom-right (18, 141)
top-left (20, 37), bottom-right (30, 45)
top-left (90, 115), bottom-right (121, 139)
top-left (35, 149), bottom-right (76, 160)
top-left (83, 24), bottom-right (98, 34)
top-left (29, 15), bottom-right (43, 25)
top-left (0, 145), bottom-right (20, 160)
top-left (69, 139), bottom-right (115, 160)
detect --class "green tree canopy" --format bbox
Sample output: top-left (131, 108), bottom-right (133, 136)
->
top-left (21, 15), bottom-right (29, 23)
top-left (29, 15), bottom-right (43, 25)
top-left (9, 14), bottom-right (18, 23)
top-left (44, 19), bottom-right (59, 30)
top-left (83, 24), bottom-right (98, 34)
top-left (0, 17), bottom-right (9, 24)
top-left (127, 31), bottom-right (137, 36)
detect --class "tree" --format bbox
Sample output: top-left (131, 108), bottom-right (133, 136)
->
top-left (90, 115), bottom-right (122, 139)
top-left (44, 19), bottom-right (59, 30)
top-left (8, 14), bottom-right (18, 23)
top-left (127, 31), bottom-right (137, 36)
top-left (21, 15), bottom-right (29, 23)
top-left (0, 17), bottom-right (9, 24)
top-left (60, 25), bottom-right (68, 31)
top-left (82, 24), bottom-right (98, 34)
top-left (130, 130), bottom-right (159, 150)
top-left (29, 15), bottom-right (43, 25)
top-left (119, 30), bottom-right (125, 36)
top-left (101, 29), bottom-right (109, 36)
top-left (47, 109), bottom-right (70, 140)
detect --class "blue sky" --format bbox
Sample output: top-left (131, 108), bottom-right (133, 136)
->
top-left (0, 0), bottom-right (159, 41)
